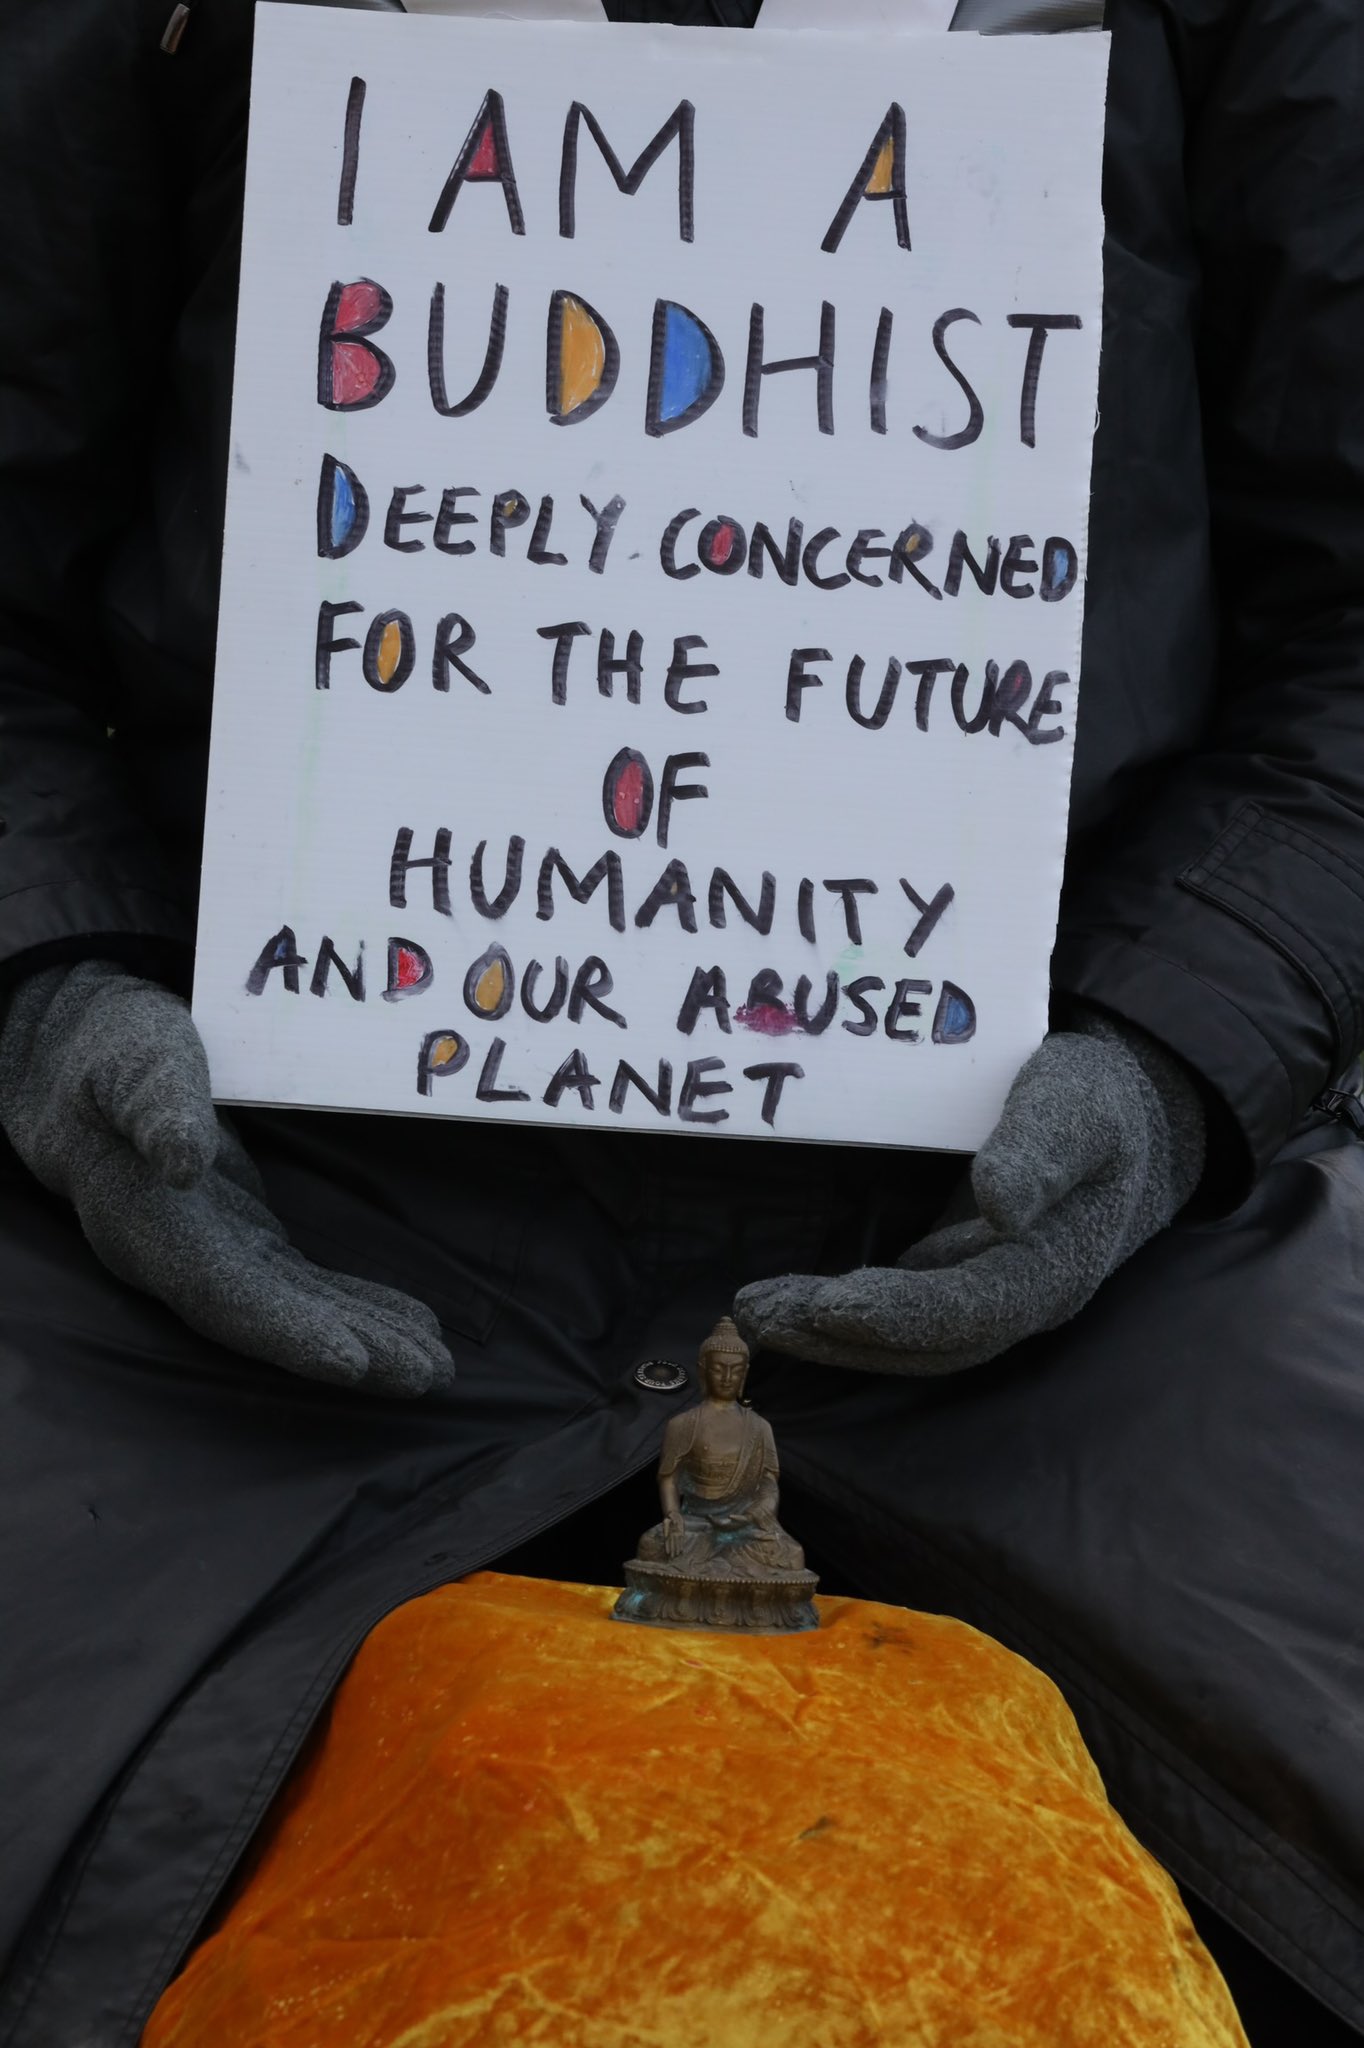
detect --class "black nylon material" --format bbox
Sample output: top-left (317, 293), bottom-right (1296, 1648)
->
top-left (1, 0), bottom-right (1364, 2040)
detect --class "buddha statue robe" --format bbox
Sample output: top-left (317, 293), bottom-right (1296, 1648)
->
top-left (636, 1403), bottom-right (808, 1579)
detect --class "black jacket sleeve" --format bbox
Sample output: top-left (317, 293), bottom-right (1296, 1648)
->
top-left (1053, 0), bottom-right (1364, 1200)
top-left (0, 0), bottom-right (198, 990)
top-left (0, 0), bottom-right (409, 1001)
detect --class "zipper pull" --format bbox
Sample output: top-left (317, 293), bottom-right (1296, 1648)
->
top-left (160, 5), bottom-right (191, 55)
top-left (1313, 1087), bottom-right (1364, 1138)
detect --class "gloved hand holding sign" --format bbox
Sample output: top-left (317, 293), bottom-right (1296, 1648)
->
top-left (735, 1011), bottom-right (1207, 1376)
top-left (0, 961), bottom-right (454, 1396)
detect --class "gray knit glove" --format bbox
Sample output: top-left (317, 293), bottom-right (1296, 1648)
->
top-left (734, 1011), bottom-right (1207, 1376)
top-left (0, 961), bottom-right (454, 1395)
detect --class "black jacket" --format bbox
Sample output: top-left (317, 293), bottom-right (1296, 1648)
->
top-left (4, 2), bottom-right (1364, 2042)
top-left (3, 0), bottom-right (1364, 1194)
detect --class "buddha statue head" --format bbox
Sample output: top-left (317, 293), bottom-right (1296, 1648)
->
top-left (699, 1316), bottom-right (750, 1404)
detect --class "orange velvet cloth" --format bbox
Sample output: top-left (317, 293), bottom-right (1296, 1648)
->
top-left (145, 1573), bottom-right (1247, 2048)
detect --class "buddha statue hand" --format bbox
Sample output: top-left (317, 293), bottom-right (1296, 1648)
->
top-left (0, 961), bottom-right (454, 1395)
top-left (733, 1009), bottom-right (1207, 1376)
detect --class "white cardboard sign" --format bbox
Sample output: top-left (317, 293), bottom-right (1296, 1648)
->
top-left (194, 6), bottom-right (1109, 1150)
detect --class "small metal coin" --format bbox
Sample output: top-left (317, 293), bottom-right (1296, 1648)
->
top-left (633, 1358), bottom-right (688, 1392)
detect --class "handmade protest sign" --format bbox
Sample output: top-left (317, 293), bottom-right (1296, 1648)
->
top-left (193, 6), bottom-right (1109, 1149)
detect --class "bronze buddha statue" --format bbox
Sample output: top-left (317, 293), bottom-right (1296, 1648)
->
top-left (614, 1317), bottom-right (819, 1632)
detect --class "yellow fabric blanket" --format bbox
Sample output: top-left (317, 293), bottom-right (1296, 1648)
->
top-left (144, 1573), bottom-right (1247, 2047)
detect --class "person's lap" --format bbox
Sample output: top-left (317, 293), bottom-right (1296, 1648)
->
top-left (0, 1110), bottom-right (940, 2039)
top-left (2, 1110), bottom-right (1361, 2039)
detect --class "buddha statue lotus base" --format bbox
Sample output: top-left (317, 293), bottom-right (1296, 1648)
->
top-left (615, 1558), bottom-right (820, 1633)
